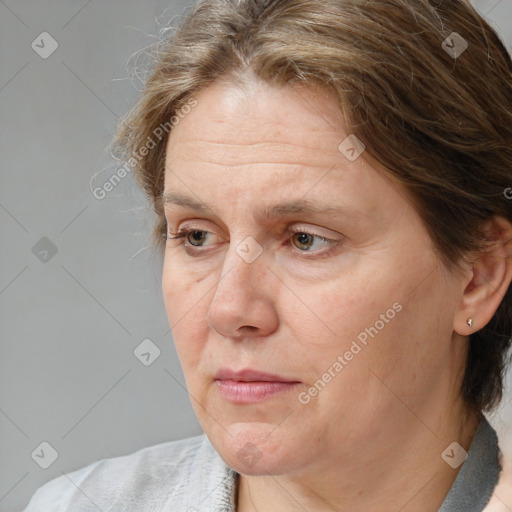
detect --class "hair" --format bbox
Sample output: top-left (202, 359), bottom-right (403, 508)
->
top-left (113, 0), bottom-right (512, 412)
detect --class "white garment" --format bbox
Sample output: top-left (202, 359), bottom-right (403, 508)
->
top-left (23, 434), bottom-right (237, 512)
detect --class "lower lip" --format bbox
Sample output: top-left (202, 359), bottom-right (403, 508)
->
top-left (215, 379), bottom-right (300, 404)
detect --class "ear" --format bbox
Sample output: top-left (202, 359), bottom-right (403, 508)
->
top-left (454, 216), bottom-right (512, 336)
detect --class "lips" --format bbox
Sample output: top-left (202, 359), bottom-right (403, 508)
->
top-left (214, 368), bottom-right (299, 383)
top-left (214, 368), bottom-right (301, 404)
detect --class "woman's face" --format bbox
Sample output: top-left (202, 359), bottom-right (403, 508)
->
top-left (162, 79), bottom-right (469, 476)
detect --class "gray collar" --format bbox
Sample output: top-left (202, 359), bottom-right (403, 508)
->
top-left (438, 416), bottom-right (502, 511)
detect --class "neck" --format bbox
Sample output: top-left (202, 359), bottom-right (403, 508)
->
top-left (236, 405), bottom-right (481, 512)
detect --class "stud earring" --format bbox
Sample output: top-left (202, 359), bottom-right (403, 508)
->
top-left (467, 318), bottom-right (473, 328)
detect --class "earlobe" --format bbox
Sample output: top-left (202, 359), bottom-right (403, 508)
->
top-left (454, 216), bottom-right (512, 336)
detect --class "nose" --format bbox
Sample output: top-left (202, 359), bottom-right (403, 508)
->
top-left (205, 241), bottom-right (279, 340)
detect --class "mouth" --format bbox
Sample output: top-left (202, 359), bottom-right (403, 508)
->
top-left (214, 368), bottom-right (301, 404)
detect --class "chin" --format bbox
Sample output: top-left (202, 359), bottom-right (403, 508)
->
top-left (207, 420), bottom-right (295, 475)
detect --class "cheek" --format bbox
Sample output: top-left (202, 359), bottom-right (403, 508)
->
top-left (297, 287), bottom-right (452, 442)
top-left (162, 257), bottom-right (210, 369)
top-left (162, 251), bottom-right (211, 317)
top-left (297, 258), bottom-right (453, 390)
top-left (291, 266), bottom-right (393, 358)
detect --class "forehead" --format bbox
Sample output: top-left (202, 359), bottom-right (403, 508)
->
top-left (165, 79), bottom-right (348, 159)
top-left (162, 79), bottom-right (408, 221)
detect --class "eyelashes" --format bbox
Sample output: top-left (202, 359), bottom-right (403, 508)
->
top-left (165, 227), bottom-right (340, 258)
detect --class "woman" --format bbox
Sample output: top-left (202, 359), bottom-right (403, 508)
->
top-left (24, 0), bottom-right (512, 510)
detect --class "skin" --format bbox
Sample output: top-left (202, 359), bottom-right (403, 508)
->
top-left (161, 77), bottom-right (512, 512)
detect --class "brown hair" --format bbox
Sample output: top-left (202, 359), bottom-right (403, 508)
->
top-left (113, 0), bottom-right (512, 412)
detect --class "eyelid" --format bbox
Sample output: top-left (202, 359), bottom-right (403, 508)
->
top-left (168, 217), bottom-right (340, 236)
top-left (287, 224), bottom-right (340, 240)
top-left (169, 222), bottom-right (339, 242)
top-left (166, 219), bottom-right (217, 236)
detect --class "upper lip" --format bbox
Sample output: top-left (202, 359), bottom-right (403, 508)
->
top-left (214, 368), bottom-right (300, 383)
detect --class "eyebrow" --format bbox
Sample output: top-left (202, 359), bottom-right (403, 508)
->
top-left (162, 191), bottom-right (357, 221)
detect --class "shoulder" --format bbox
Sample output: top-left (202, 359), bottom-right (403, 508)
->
top-left (23, 434), bottom-right (218, 512)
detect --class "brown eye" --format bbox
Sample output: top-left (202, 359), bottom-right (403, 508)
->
top-left (292, 232), bottom-right (315, 250)
top-left (289, 229), bottom-right (334, 252)
top-left (187, 230), bottom-right (209, 246)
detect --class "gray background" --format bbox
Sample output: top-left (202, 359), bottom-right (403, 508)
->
top-left (1, 1), bottom-right (511, 511)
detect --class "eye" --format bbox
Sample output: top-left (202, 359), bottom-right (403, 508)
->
top-left (166, 229), bottom-right (217, 248)
top-left (289, 229), bottom-right (333, 252)
top-left (165, 225), bottom-right (340, 258)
